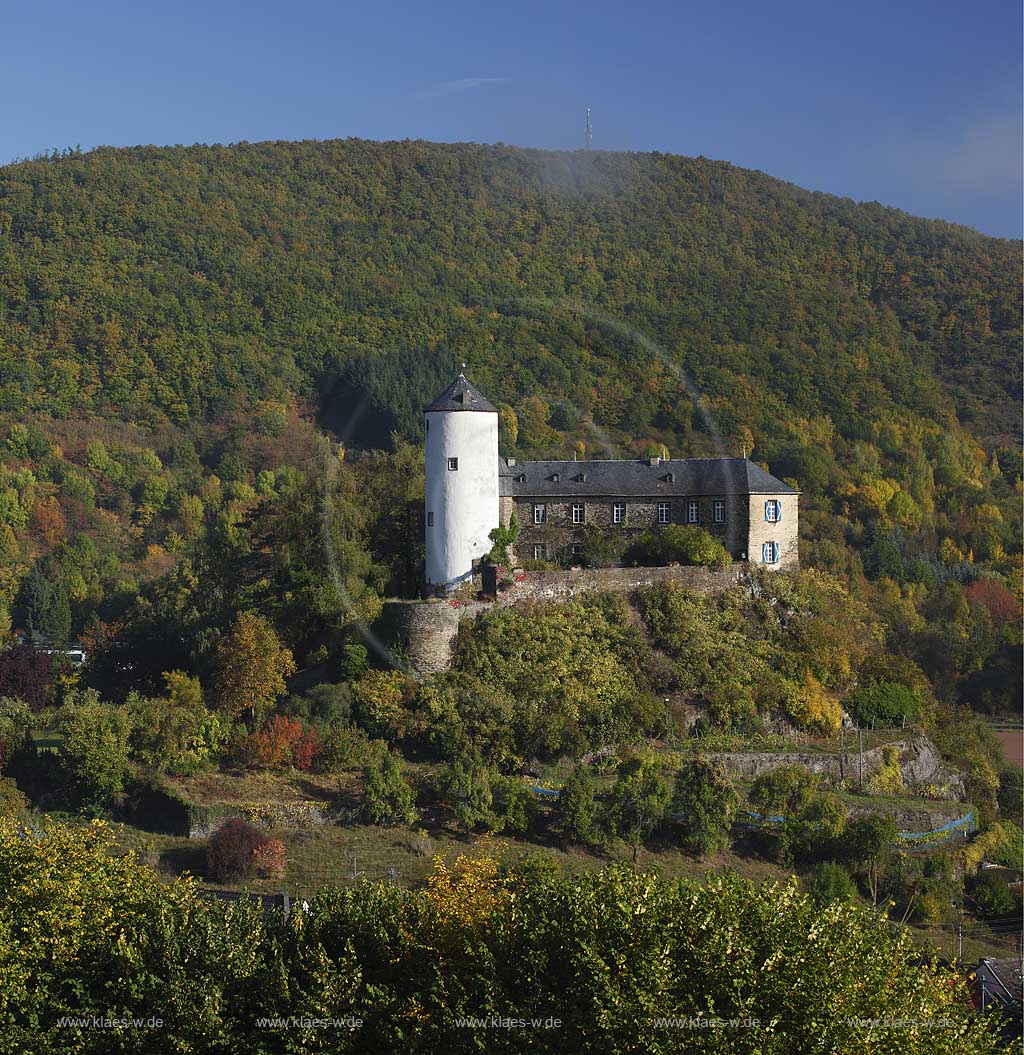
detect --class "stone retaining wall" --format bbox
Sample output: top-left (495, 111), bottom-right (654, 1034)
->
top-left (492, 563), bottom-right (745, 606)
top-left (378, 564), bottom-right (746, 677)
top-left (705, 735), bottom-right (966, 800)
top-left (187, 800), bottom-right (340, 839)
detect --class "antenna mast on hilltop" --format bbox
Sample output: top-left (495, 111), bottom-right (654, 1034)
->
top-left (584, 108), bottom-right (592, 150)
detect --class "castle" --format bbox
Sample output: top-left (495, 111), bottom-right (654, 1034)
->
top-left (424, 371), bottom-right (799, 592)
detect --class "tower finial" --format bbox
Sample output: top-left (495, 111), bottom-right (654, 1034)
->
top-left (460, 362), bottom-right (466, 374)
top-left (585, 108), bottom-right (592, 150)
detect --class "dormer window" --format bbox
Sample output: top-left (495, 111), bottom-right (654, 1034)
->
top-left (663, 472), bottom-right (675, 483)
top-left (447, 457), bottom-right (459, 472)
top-left (550, 473), bottom-right (560, 483)
top-left (516, 474), bottom-right (526, 483)
top-left (575, 472), bottom-right (587, 482)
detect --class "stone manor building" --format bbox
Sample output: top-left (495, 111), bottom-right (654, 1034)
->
top-left (424, 371), bottom-right (799, 592)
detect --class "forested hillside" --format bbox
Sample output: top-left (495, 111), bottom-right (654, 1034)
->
top-left (0, 138), bottom-right (1019, 717)
top-left (1, 139), bottom-right (1019, 440)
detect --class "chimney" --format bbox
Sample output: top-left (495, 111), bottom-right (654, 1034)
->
top-left (507, 458), bottom-right (516, 466)
top-left (649, 456), bottom-right (661, 466)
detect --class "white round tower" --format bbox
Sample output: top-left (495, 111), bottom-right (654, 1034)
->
top-left (424, 371), bottom-right (499, 592)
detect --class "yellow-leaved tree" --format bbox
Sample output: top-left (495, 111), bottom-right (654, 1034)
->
top-left (213, 611), bottom-right (296, 726)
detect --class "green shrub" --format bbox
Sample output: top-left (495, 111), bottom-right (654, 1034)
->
top-left (749, 764), bottom-right (820, 814)
top-left (985, 821), bottom-right (1024, 869)
top-left (339, 644), bottom-right (369, 681)
top-left (750, 765), bottom-right (847, 865)
top-left (606, 759), bottom-right (672, 861)
top-left (451, 600), bottom-right (659, 761)
top-left (319, 722), bottom-right (384, 772)
top-left (363, 752), bottom-right (418, 826)
top-left (287, 682), bottom-right (353, 724)
top-left (487, 515), bottom-right (518, 566)
top-left (807, 861), bottom-right (857, 906)
top-left (575, 525), bottom-right (626, 569)
top-left (997, 763), bottom-right (1023, 820)
top-left (624, 525), bottom-right (730, 569)
top-left (972, 870), bottom-right (1020, 919)
top-left (559, 767), bottom-right (602, 846)
top-left (0, 776), bottom-right (28, 817)
top-left (671, 758), bottom-right (738, 856)
top-left (437, 759), bottom-right (500, 833)
top-left (492, 777), bottom-right (536, 834)
top-left (844, 681), bottom-right (921, 727)
top-left (57, 690), bottom-right (137, 806)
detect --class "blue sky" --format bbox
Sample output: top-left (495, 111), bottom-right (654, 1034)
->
top-left (2, 0), bottom-right (1020, 237)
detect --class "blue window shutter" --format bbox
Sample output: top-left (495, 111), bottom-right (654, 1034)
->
top-left (775, 501), bottom-right (782, 522)
top-left (764, 501), bottom-right (771, 522)
top-left (773, 542), bottom-right (780, 563)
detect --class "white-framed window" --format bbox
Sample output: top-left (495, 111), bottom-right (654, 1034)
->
top-left (427, 511), bottom-right (434, 527)
top-left (533, 504), bottom-right (546, 525)
top-left (713, 500), bottom-right (725, 524)
top-left (657, 501), bottom-right (671, 525)
top-left (762, 541), bottom-right (780, 564)
top-left (765, 499), bottom-right (781, 522)
top-left (612, 502), bottom-right (626, 525)
top-left (571, 503), bottom-right (585, 525)
top-left (447, 457), bottom-right (458, 471)
top-left (571, 543), bottom-right (583, 557)
top-left (687, 501), bottom-right (699, 524)
top-left (533, 543), bottom-right (547, 560)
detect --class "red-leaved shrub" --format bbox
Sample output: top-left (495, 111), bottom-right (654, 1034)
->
top-left (292, 727), bottom-right (321, 771)
top-left (253, 838), bottom-right (287, 879)
top-left (206, 818), bottom-right (268, 881)
top-left (242, 715), bottom-right (304, 769)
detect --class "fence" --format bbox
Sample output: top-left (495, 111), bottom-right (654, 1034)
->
top-left (735, 808), bottom-right (976, 847)
top-left (893, 810), bottom-right (976, 848)
top-left (531, 786), bottom-right (977, 849)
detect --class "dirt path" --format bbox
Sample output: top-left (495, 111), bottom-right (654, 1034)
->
top-left (991, 727), bottom-right (1023, 767)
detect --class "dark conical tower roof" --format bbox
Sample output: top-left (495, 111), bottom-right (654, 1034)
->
top-left (425, 372), bottom-right (497, 413)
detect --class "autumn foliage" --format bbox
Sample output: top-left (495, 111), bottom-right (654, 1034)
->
top-left (240, 715), bottom-right (319, 770)
top-left (0, 819), bottom-right (1009, 1054)
top-left (252, 839), bottom-right (287, 879)
top-left (213, 611), bottom-right (296, 724)
top-left (206, 818), bottom-right (274, 882)
top-left (964, 577), bottom-right (1021, 624)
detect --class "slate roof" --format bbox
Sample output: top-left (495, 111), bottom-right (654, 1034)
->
top-left (425, 374), bottom-right (497, 414)
top-left (499, 457), bottom-right (797, 498)
top-left (974, 958), bottom-right (1024, 1010)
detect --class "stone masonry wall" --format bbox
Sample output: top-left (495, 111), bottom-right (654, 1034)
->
top-left (705, 735), bottom-right (966, 800)
top-left (492, 563), bottom-right (745, 606)
top-left (508, 493), bottom-right (750, 563)
top-left (378, 564), bottom-right (746, 677)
